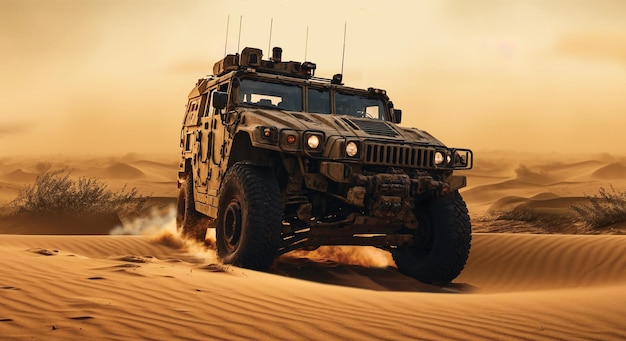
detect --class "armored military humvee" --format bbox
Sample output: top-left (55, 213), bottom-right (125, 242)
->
top-left (177, 47), bottom-right (473, 283)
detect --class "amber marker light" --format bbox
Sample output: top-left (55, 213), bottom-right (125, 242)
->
top-left (286, 135), bottom-right (296, 144)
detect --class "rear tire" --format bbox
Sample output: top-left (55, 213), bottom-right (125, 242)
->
top-left (176, 175), bottom-right (208, 242)
top-left (392, 191), bottom-right (471, 284)
top-left (216, 163), bottom-right (282, 271)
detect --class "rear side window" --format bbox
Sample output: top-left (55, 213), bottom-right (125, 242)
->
top-left (184, 99), bottom-right (201, 126)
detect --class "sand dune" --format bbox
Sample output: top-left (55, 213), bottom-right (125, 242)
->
top-left (0, 231), bottom-right (625, 340)
top-left (463, 155), bottom-right (626, 221)
top-left (0, 214), bottom-right (126, 235)
top-left (488, 195), bottom-right (588, 217)
top-left (128, 160), bottom-right (178, 182)
top-left (0, 155), bottom-right (177, 200)
top-left (592, 162), bottom-right (626, 179)
top-left (2, 169), bottom-right (38, 183)
top-left (1, 152), bottom-right (626, 339)
top-left (98, 162), bottom-right (146, 179)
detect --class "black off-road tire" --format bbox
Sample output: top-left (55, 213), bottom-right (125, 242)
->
top-left (176, 175), bottom-right (208, 242)
top-left (392, 191), bottom-right (471, 284)
top-left (216, 163), bottom-right (282, 271)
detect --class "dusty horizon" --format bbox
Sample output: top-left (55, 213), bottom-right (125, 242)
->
top-left (2, 0), bottom-right (626, 156)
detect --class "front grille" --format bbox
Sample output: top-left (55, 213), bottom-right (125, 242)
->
top-left (364, 143), bottom-right (434, 168)
top-left (344, 118), bottom-right (398, 137)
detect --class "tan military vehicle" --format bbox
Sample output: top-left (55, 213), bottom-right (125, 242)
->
top-left (177, 47), bottom-right (473, 283)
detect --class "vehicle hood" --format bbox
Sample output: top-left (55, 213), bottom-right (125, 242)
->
top-left (239, 108), bottom-right (445, 147)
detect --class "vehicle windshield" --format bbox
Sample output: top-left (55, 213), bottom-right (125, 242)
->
top-left (237, 78), bottom-right (387, 120)
top-left (238, 79), bottom-right (303, 111)
top-left (335, 91), bottom-right (386, 120)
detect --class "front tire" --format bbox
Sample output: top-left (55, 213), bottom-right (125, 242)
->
top-left (392, 191), bottom-right (471, 284)
top-left (216, 163), bottom-right (282, 271)
top-left (176, 175), bottom-right (208, 241)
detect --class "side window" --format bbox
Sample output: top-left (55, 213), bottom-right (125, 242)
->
top-left (206, 82), bottom-right (229, 115)
top-left (184, 132), bottom-right (192, 151)
top-left (184, 98), bottom-right (201, 126)
top-left (203, 90), bottom-right (214, 117)
top-left (199, 92), bottom-right (209, 117)
top-left (307, 88), bottom-right (330, 114)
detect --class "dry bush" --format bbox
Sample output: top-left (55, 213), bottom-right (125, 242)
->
top-left (487, 206), bottom-right (571, 228)
top-left (10, 168), bottom-right (149, 218)
top-left (479, 200), bottom-right (582, 233)
top-left (571, 186), bottom-right (626, 229)
top-left (489, 207), bottom-right (543, 224)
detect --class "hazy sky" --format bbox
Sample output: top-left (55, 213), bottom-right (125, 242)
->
top-left (1, 0), bottom-right (625, 156)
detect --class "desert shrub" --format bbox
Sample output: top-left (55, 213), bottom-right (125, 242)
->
top-left (10, 168), bottom-right (149, 217)
top-left (487, 206), bottom-right (569, 227)
top-left (571, 185), bottom-right (626, 229)
top-left (490, 206), bottom-right (541, 223)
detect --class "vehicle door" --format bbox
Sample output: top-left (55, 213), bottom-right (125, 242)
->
top-left (195, 90), bottom-right (212, 196)
top-left (204, 82), bottom-right (231, 211)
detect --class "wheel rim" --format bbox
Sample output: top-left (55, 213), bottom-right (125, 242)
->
top-left (223, 200), bottom-right (242, 252)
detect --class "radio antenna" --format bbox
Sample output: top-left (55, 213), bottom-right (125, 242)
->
top-left (341, 21), bottom-right (347, 75)
top-left (268, 18), bottom-right (273, 56)
top-left (304, 26), bottom-right (309, 61)
top-left (237, 15), bottom-right (242, 53)
top-left (223, 15), bottom-right (230, 57)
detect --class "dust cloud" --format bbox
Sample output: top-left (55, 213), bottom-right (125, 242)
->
top-left (284, 245), bottom-right (394, 268)
top-left (109, 205), bottom-right (217, 263)
top-left (109, 206), bottom-right (393, 268)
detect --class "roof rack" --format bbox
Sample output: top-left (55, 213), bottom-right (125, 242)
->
top-left (213, 47), bottom-right (316, 79)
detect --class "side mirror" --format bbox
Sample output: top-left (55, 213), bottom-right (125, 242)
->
top-left (392, 109), bottom-right (402, 124)
top-left (212, 91), bottom-right (228, 110)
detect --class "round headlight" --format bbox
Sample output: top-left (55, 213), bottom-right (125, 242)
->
top-left (434, 151), bottom-right (445, 165)
top-left (346, 141), bottom-right (358, 157)
top-left (307, 135), bottom-right (320, 149)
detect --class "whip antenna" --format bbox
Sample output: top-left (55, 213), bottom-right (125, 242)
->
top-left (268, 18), bottom-right (273, 56)
top-left (237, 15), bottom-right (242, 53)
top-left (223, 15), bottom-right (230, 57)
top-left (341, 21), bottom-right (347, 75)
top-left (304, 26), bottom-right (309, 61)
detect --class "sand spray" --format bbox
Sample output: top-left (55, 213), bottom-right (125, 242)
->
top-left (110, 205), bottom-right (394, 268)
top-left (283, 246), bottom-right (393, 268)
top-left (109, 205), bottom-right (218, 263)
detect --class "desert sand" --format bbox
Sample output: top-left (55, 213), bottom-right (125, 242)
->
top-left (1, 152), bottom-right (626, 340)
